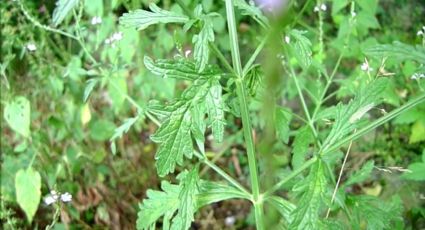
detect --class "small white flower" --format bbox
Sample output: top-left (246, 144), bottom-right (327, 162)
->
top-left (411, 73), bottom-right (425, 80)
top-left (320, 3), bottom-right (327, 11)
top-left (351, 11), bottom-right (357, 17)
top-left (284, 35), bottom-right (290, 44)
top-left (224, 216), bottom-right (236, 226)
top-left (423, 26), bottom-right (425, 31)
top-left (360, 59), bottom-right (373, 72)
top-left (418, 30), bottom-right (424, 36)
top-left (184, 49), bottom-right (192, 58)
top-left (314, 6), bottom-right (320, 12)
top-left (91, 16), bottom-right (102, 25)
top-left (60, 192), bottom-right (72, 202)
top-left (26, 43), bottom-right (37, 52)
top-left (112, 32), bottom-right (123, 42)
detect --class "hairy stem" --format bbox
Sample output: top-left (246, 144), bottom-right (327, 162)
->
top-left (225, 0), bottom-right (264, 228)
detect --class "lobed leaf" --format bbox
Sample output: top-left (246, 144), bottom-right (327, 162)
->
top-left (196, 180), bottom-right (248, 208)
top-left (233, 0), bottom-right (269, 27)
top-left (144, 56), bottom-right (220, 81)
top-left (267, 196), bottom-right (296, 226)
top-left (364, 42), bottom-right (425, 64)
top-left (205, 80), bottom-right (226, 142)
top-left (275, 107), bottom-right (291, 144)
top-left (52, 0), bottom-right (79, 26)
top-left (289, 160), bottom-right (327, 230)
top-left (343, 160), bottom-right (374, 187)
top-left (288, 30), bottom-right (312, 69)
top-left (193, 18), bottom-right (215, 72)
top-left (291, 126), bottom-right (314, 170)
top-left (119, 3), bottom-right (189, 30)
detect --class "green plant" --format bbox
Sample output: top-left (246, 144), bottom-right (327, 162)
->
top-left (2, 0), bottom-right (425, 229)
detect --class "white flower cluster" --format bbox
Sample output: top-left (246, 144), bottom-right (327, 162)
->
top-left (284, 35), bottom-right (290, 44)
top-left (411, 73), bottom-right (425, 80)
top-left (314, 3), bottom-right (327, 12)
top-left (417, 26), bottom-right (425, 36)
top-left (44, 190), bottom-right (72, 205)
top-left (26, 43), bottom-right (37, 52)
top-left (91, 16), bottom-right (102, 25)
top-left (105, 32), bottom-right (123, 46)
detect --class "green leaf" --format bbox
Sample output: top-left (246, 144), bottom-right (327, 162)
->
top-left (401, 151), bottom-right (425, 181)
top-left (171, 167), bottom-right (199, 230)
top-left (349, 195), bottom-right (403, 230)
top-left (108, 76), bottom-right (127, 112)
top-left (136, 181), bottom-right (180, 229)
top-left (288, 30), bottom-right (312, 69)
top-left (15, 168), bottom-right (41, 223)
top-left (205, 80), bottom-right (225, 142)
top-left (193, 17), bottom-right (214, 72)
top-left (52, 0), bottom-right (79, 26)
top-left (233, 0), bottom-right (269, 27)
top-left (4, 96), bottom-right (31, 138)
top-left (344, 160), bottom-right (374, 187)
top-left (144, 56), bottom-right (220, 81)
top-left (275, 107), bottom-right (291, 144)
top-left (83, 78), bottom-right (98, 102)
top-left (292, 126), bottom-right (314, 170)
top-left (332, 0), bottom-right (350, 15)
top-left (266, 196), bottom-right (296, 225)
top-left (409, 120), bottom-right (425, 143)
top-left (364, 42), bottom-right (425, 64)
top-left (110, 116), bottom-right (140, 141)
top-left (151, 104), bottom-right (194, 177)
top-left (196, 180), bottom-right (248, 208)
top-left (119, 3), bottom-right (189, 30)
top-left (89, 119), bottom-right (116, 141)
top-left (289, 160), bottom-right (327, 230)
top-left (321, 78), bottom-right (388, 152)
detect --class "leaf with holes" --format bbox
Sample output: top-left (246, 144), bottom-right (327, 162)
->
top-left (4, 96), bottom-right (31, 138)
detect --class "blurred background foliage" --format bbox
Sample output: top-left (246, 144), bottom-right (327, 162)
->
top-left (1, 0), bottom-right (424, 229)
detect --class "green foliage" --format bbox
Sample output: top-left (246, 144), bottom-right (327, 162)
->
top-left (401, 150), bottom-right (425, 181)
top-left (15, 168), bottom-right (41, 223)
top-left (365, 42), bottom-right (425, 64)
top-left (291, 126), bottom-right (314, 169)
top-left (52, 0), bottom-right (79, 26)
top-left (4, 96), bottom-right (30, 138)
top-left (119, 3), bottom-right (189, 30)
top-left (287, 30), bottom-right (312, 70)
top-left (289, 161), bottom-right (327, 229)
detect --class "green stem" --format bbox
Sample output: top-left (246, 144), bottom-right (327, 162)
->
top-left (264, 157), bottom-right (318, 197)
top-left (242, 34), bottom-right (269, 77)
top-left (224, 0), bottom-right (264, 229)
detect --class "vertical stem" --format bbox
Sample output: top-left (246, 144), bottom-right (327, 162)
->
top-left (224, 0), bottom-right (264, 229)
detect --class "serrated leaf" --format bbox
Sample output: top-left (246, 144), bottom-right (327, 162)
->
top-left (110, 116), bottom-right (140, 141)
top-left (193, 18), bottom-right (214, 72)
top-left (144, 56), bottom-right (220, 81)
top-left (321, 78), bottom-right (388, 153)
top-left (349, 195), bottom-right (403, 230)
top-left (275, 107), bottom-right (291, 144)
top-left (83, 78), bottom-right (98, 102)
top-left (151, 105), bottom-right (194, 177)
top-left (171, 167), bottom-right (199, 230)
top-left (233, 0), bottom-right (269, 27)
top-left (196, 181), bottom-right (248, 208)
top-left (288, 30), bottom-right (312, 69)
top-left (292, 126), bottom-right (314, 169)
top-left (119, 3), bottom-right (189, 30)
top-left (289, 160), bottom-right (327, 230)
top-left (52, 0), bottom-right (79, 26)
top-left (15, 168), bottom-right (41, 223)
top-left (136, 181), bottom-right (180, 229)
top-left (4, 96), bottom-right (31, 138)
top-left (344, 160), bottom-right (374, 187)
top-left (266, 196), bottom-right (296, 225)
top-left (205, 80), bottom-right (225, 142)
top-left (364, 42), bottom-right (425, 64)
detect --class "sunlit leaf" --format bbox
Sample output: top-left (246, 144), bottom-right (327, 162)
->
top-left (4, 96), bottom-right (31, 138)
top-left (193, 17), bottom-right (214, 72)
top-left (119, 3), bottom-right (189, 30)
top-left (205, 80), bottom-right (225, 142)
top-left (15, 168), bottom-right (41, 223)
